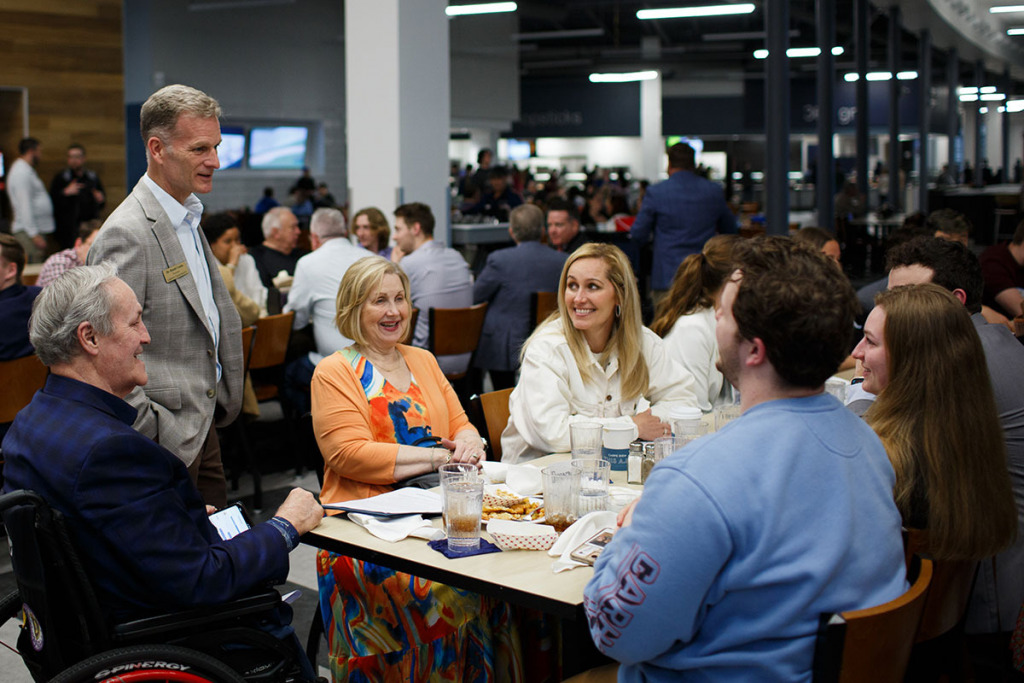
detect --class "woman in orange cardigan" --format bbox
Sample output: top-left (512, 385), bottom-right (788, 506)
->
top-left (311, 256), bottom-right (537, 682)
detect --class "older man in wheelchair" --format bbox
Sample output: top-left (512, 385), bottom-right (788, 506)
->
top-left (0, 263), bottom-right (324, 682)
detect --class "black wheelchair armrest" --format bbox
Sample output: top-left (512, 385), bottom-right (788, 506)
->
top-left (112, 588), bottom-right (282, 641)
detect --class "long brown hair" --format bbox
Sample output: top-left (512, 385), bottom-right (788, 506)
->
top-left (867, 284), bottom-right (1016, 560)
top-left (650, 235), bottom-right (739, 337)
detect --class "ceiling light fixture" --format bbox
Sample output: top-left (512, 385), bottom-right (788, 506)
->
top-left (991, 5), bottom-right (1024, 13)
top-left (1008, 28), bottom-right (1024, 34)
top-left (1005, 100), bottom-right (1024, 112)
top-left (981, 93), bottom-right (1007, 100)
top-left (589, 70), bottom-right (659, 83)
top-left (960, 94), bottom-right (979, 101)
top-left (446, 2), bottom-right (516, 17)
top-left (637, 3), bottom-right (755, 20)
top-left (513, 28), bottom-right (603, 40)
top-left (754, 46), bottom-right (844, 59)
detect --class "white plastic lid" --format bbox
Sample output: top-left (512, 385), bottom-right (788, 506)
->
top-left (669, 406), bottom-right (702, 422)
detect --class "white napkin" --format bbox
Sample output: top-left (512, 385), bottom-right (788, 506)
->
top-left (348, 513), bottom-right (444, 543)
top-left (482, 461), bottom-right (508, 484)
top-left (505, 464), bottom-right (543, 497)
top-left (548, 510), bottom-right (618, 573)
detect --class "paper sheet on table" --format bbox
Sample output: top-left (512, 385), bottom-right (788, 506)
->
top-left (323, 488), bottom-right (442, 517)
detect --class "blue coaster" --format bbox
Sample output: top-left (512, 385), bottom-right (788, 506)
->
top-left (427, 538), bottom-right (502, 558)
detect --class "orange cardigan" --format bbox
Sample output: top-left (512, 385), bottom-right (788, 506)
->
top-left (311, 345), bottom-right (474, 505)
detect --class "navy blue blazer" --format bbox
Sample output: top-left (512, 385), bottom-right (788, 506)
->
top-left (0, 283), bottom-right (41, 361)
top-left (473, 240), bottom-right (567, 372)
top-left (630, 170), bottom-right (737, 291)
top-left (1, 374), bottom-right (290, 621)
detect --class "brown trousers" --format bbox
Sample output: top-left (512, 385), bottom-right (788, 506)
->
top-left (187, 423), bottom-right (227, 508)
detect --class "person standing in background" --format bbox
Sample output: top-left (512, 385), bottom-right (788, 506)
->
top-left (50, 143), bottom-right (106, 250)
top-left (7, 137), bottom-right (56, 263)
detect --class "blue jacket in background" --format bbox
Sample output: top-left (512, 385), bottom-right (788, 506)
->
top-left (630, 170), bottom-right (737, 291)
top-left (473, 240), bottom-right (567, 372)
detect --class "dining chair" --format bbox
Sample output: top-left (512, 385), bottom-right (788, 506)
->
top-left (472, 387), bottom-right (513, 462)
top-left (812, 555), bottom-right (933, 683)
top-left (0, 354), bottom-right (48, 424)
top-left (902, 528), bottom-right (979, 680)
top-left (531, 291), bottom-right (559, 328)
top-left (249, 311), bottom-right (295, 402)
top-left (427, 303), bottom-right (488, 382)
top-left (404, 308), bottom-right (419, 345)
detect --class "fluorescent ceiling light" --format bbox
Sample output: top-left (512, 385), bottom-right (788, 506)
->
top-left (866, 72), bottom-right (892, 81)
top-left (897, 71), bottom-right (918, 80)
top-left (513, 28), bottom-right (603, 40)
top-left (1008, 28), bottom-right (1024, 34)
top-left (999, 106), bottom-right (1006, 112)
top-left (981, 93), bottom-right (1006, 100)
top-left (754, 46), bottom-right (844, 59)
top-left (1006, 100), bottom-right (1024, 112)
top-left (446, 2), bottom-right (516, 17)
top-left (845, 71), bottom-right (916, 81)
top-left (981, 86), bottom-right (998, 94)
top-left (960, 94), bottom-right (979, 101)
top-left (589, 70), bottom-right (659, 83)
top-left (980, 107), bottom-right (990, 114)
top-left (844, 73), bottom-right (859, 82)
top-left (959, 86), bottom-right (979, 94)
top-left (991, 5), bottom-right (1024, 13)
top-left (637, 3), bottom-right (755, 20)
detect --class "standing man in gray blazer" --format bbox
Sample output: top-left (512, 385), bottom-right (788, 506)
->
top-left (87, 84), bottom-right (242, 507)
top-left (473, 203), bottom-right (567, 389)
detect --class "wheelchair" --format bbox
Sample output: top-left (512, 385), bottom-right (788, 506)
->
top-left (0, 489), bottom-right (318, 682)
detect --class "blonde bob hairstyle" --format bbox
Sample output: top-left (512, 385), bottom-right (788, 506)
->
top-left (867, 283), bottom-right (1016, 561)
top-left (529, 242), bottom-right (648, 402)
top-left (334, 255), bottom-right (411, 348)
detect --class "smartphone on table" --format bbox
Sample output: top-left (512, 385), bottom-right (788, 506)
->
top-left (569, 528), bottom-right (616, 565)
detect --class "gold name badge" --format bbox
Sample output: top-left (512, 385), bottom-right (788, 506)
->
top-left (163, 262), bottom-right (190, 283)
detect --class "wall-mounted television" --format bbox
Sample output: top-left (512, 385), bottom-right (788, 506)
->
top-left (506, 138), bottom-right (534, 161)
top-left (249, 126), bottom-right (308, 170)
top-left (218, 126), bottom-right (246, 169)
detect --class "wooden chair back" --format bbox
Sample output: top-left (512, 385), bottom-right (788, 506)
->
top-left (427, 303), bottom-right (488, 380)
top-left (241, 325), bottom-right (256, 373)
top-left (903, 529), bottom-right (977, 643)
top-left (477, 388), bottom-right (513, 462)
top-left (249, 312), bottom-right (294, 401)
top-left (812, 556), bottom-right (933, 683)
top-left (531, 291), bottom-right (559, 328)
top-left (0, 355), bottom-right (49, 423)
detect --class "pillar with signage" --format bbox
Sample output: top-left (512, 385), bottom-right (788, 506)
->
top-left (345, 0), bottom-right (450, 242)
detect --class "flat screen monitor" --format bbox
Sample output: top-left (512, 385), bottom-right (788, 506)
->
top-left (218, 126), bottom-right (246, 170)
top-left (249, 126), bottom-right (308, 170)
top-left (506, 138), bottom-right (533, 161)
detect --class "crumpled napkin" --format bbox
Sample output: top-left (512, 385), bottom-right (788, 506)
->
top-left (505, 464), bottom-right (543, 497)
top-left (548, 510), bottom-right (618, 573)
top-left (348, 513), bottom-right (444, 543)
top-left (481, 461), bottom-right (508, 484)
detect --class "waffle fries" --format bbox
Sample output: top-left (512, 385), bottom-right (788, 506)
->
top-left (482, 489), bottom-right (544, 521)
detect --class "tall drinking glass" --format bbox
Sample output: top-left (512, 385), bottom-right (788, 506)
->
top-left (570, 422), bottom-right (603, 460)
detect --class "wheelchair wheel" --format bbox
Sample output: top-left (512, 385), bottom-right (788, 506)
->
top-left (49, 644), bottom-right (245, 683)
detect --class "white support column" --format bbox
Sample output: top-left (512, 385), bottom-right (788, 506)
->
top-left (640, 71), bottom-right (663, 182)
top-left (346, 0), bottom-right (451, 242)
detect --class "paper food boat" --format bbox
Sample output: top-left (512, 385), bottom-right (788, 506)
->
top-left (487, 519), bottom-right (558, 551)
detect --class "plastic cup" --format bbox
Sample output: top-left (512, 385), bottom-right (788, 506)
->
top-left (439, 464), bottom-right (482, 553)
top-left (570, 422), bottom-right (603, 460)
top-left (542, 462), bottom-right (578, 533)
top-left (442, 476), bottom-right (483, 554)
top-left (713, 404), bottom-right (742, 432)
top-left (571, 458), bottom-right (610, 516)
top-left (602, 423), bottom-right (636, 471)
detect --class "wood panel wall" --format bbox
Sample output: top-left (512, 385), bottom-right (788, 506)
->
top-left (0, 0), bottom-right (125, 215)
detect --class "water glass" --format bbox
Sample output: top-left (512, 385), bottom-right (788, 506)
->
top-left (570, 422), bottom-right (603, 460)
top-left (571, 458), bottom-right (610, 516)
top-left (439, 464), bottom-right (482, 553)
top-left (542, 462), bottom-right (578, 533)
top-left (713, 404), bottom-right (742, 432)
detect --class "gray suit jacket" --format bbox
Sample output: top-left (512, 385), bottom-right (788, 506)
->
top-left (87, 179), bottom-right (242, 466)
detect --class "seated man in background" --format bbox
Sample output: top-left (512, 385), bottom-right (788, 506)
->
top-left (473, 204), bottom-right (567, 389)
top-left (282, 207), bottom-right (365, 414)
top-left (545, 197), bottom-right (588, 254)
top-left (1, 265), bottom-right (323, 657)
top-left (980, 220), bottom-right (1024, 321)
top-left (0, 234), bottom-right (41, 361)
top-left (249, 206), bottom-right (305, 289)
top-left (35, 220), bottom-right (101, 288)
top-left (929, 207), bottom-right (970, 246)
top-left (584, 236), bottom-right (907, 681)
top-left (392, 201), bottom-right (473, 376)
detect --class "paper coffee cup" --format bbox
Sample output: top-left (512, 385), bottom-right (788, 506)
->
top-left (602, 423), bottom-right (637, 471)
